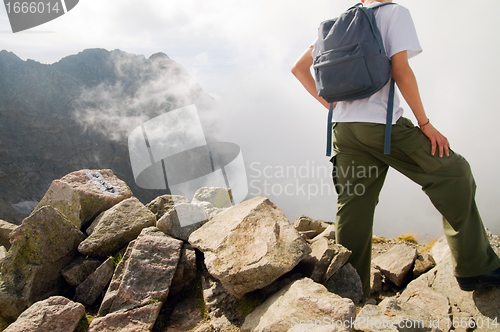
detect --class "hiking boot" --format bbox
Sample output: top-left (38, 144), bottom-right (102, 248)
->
top-left (456, 267), bottom-right (500, 291)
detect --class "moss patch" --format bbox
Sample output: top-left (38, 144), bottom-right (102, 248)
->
top-left (0, 316), bottom-right (15, 332)
top-left (396, 233), bottom-right (418, 244)
top-left (236, 291), bottom-right (267, 317)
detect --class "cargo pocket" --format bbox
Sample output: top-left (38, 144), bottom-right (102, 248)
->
top-left (404, 145), bottom-right (453, 174)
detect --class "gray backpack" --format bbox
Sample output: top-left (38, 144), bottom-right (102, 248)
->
top-left (314, 2), bottom-right (396, 156)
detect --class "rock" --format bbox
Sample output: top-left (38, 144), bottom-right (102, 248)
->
top-left (399, 275), bottom-right (451, 331)
top-left (74, 257), bottom-right (115, 306)
top-left (310, 223), bottom-right (336, 243)
top-left (0, 285), bottom-right (29, 321)
top-left (323, 244), bottom-right (352, 282)
top-left (61, 256), bottom-right (103, 286)
top-left (89, 302), bottom-right (162, 332)
top-left (370, 268), bottom-right (383, 293)
top-left (324, 263), bottom-right (363, 304)
top-left (0, 206), bottom-right (85, 315)
top-left (98, 239), bottom-right (136, 317)
top-left (3, 296), bottom-right (85, 332)
top-left (299, 237), bottom-right (351, 283)
top-left (293, 215), bottom-right (331, 240)
top-left (0, 246), bottom-right (6, 264)
top-left (191, 200), bottom-right (229, 220)
top-left (189, 196), bottom-right (311, 298)
top-left (157, 203), bottom-right (208, 241)
top-left (241, 278), bottom-right (356, 332)
top-left (160, 293), bottom-right (204, 332)
top-left (372, 243), bottom-right (418, 287)
top-left (78, 197), bottom-right (156, 257)
top-left (355, 297), bottom-right (434, 331)
top-left (146, 194), bottom-right (189, 220)
top-left (33, 169), bottom-right (133, 229)
top-left (192, 187), bottom-right (233, 208)
top-left (413, 252), bottom-right (436, 278)
top-left (0, 219), bottom-right (18, 250)
top-left (429, 236), bottom-right (450, 266)
top-left (201, 268), bottom-right (241, 326)
top-left (424, 255), bottom-right (500, 332)
top-left (98, 227), bottom-right (182, 315)
top-left (169, 244), bottom-right (197, 296)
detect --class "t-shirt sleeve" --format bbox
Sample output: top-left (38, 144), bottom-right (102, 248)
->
top-left (311, 38), bottom-right (318, 59)
top-left (385, 6), bottom-right (422, 59)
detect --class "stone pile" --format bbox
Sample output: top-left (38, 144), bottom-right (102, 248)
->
top-left (0, 169), bottom-right (499, 332)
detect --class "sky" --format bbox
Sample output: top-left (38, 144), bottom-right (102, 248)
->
top-left (1, 0), bottom-right (500, 240)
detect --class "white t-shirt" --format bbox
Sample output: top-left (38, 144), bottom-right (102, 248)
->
top-left (311, 3), bottom-right (422, 124)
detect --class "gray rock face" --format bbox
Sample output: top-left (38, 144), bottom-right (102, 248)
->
top-left (293, 215), bottom-right (331, 240)
top-left (241, 278), bottom-right (356, 332)
top-left (0, 206), bottom-right (85, 316)
top-left (74, 257), bottom-right (115, 306)
top-left (61, 256), bottom-right (103, 286)
top-left (0, 219), bottom-right (18, 250)
top-left (33, 169), bottom-right (133, 229)
top-left (3, 296), bottom-right (85, 332)
top-left (372, 243), bottom-right (418, 286)
top-left (324, 263), bottom-right (363, 304)
top-left (78, 197), bottom-right (156, 257)
top-left (157, 203), bottom-right (208, 241)
top-left (192, 187), bottom-right (233, 208)
top-left (189, 196), bottom-right (311, 298)
top-left (98, 227), bottom-right (183, 316)
top-left (89, 302), bottom-right (162, 332)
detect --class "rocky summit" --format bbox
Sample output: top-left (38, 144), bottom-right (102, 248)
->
top-left (0, 48), bottom-right (215, 224)
top-left (1, 169), bottom-right (500, 332)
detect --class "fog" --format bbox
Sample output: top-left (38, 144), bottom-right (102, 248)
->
top-left (1, 0), bottom-right (499, 239)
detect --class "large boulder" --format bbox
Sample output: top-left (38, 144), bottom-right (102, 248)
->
top-left (241, 278), bottom-right (356, 332)
top-left (372, 243), bottom-right (418, 286)
top-left (3, 296), bottom-right (85, 332)
top-left (98, 227), bottom-right (183, 316)
top-left (0, 219), bottom-right (18, 250)
top-left (0, 206), bottom-right (85, 318)
top-left (189, 196), bottom-right (311, 298)
top-left (33, 169), bottom-right (132, 229)
top-left (78, 197), bottom-right (156, 257)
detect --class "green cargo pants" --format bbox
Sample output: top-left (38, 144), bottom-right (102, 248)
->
top-left (331, 117), bottom-right (500, 297)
